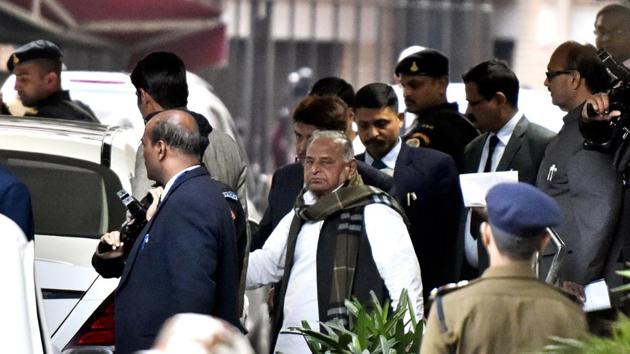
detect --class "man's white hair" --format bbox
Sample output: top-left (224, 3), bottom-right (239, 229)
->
top-left (307, 130), bottom-right (354, 162)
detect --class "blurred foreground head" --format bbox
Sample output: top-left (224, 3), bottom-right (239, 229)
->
top-left (137, 313), bottom-right (254, 354)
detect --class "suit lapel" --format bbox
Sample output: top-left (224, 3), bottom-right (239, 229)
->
top-left (496, 116), bottom-right (528, 171)
top-left (117, 166), bottom-right (207, 290)
top-left (355, 152), bottom-right (366, 162)
top-left (467, 135), bottom-right (486, 173)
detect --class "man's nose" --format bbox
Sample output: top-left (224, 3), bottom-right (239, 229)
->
top-left (366, 126), bottom-right (379, 139)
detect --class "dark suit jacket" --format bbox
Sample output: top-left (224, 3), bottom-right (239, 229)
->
top-left (464, 116), bottom-right (555, 184)
top-left (251, 161), bottom-right (392, 250)
top-left (114, 166), bottom-right (240, 354)
top-left (0, 164), bottom-right (34, 240)
top-left (536, 107), bottom-right (622, 286)
top-left (357, 144), bottom-right (462, 298)
top-left (463, 116), bottom-right (556, 275)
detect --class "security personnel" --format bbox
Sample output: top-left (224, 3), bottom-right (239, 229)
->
top-left (396, 49), bottom-right (478, 172)
top-left (421, 182), bottom-right (587, 354)
top-left (1, 40), bottom-right (97, 122)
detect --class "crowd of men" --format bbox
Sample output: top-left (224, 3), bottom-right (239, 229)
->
top-left (2, 3), bottom-right (630, 354)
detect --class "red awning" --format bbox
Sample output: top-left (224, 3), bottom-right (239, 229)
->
top-left (0, 0), bottom-right (228, 69)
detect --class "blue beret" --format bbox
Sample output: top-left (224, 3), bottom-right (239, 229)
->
top-left (395, 49), bottom-right (449, 77)
top-left (486, 182), bottom-right (560, 238)
top-left (7, 40), bottom-right (62, 72)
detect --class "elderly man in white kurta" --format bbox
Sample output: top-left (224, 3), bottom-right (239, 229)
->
top-left (247, 130), bottom-right (423, 354)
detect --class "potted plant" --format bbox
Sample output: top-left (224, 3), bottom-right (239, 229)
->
top-left (287, 289), bottom-right (423, 354)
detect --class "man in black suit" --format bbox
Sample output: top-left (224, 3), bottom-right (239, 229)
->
top-left (461, 59), bottom-right (556, 277)
top-left (353, 82), bottom-right (462, 299)
top-left (95, 110), bottom-right (241, 354)
top-left (251, 95), bottom-right (392, 249)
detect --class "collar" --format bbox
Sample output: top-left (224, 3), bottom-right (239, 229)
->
top-left (416, 101), bottom-right (460, 116)
top-left (563, 103), bottom-right (584, 125)
top-left (364, 138), bottom-right (401, 169)
top-left (481, 261), bottom-right (536, 279)
top-left (302, 184), bottom-right (344, 206)
top-left (160, 165), bottom-right (200, 202)
top-left (494, 111), bottom-right (523, 146)
top-left (35, 90), bottom-right (71, 108)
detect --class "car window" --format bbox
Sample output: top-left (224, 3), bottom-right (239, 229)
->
top-left (0, 151), bottom-right (126, 238)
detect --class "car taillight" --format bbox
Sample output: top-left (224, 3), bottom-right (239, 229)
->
top-left (65, 294), bottom-right (116, 350)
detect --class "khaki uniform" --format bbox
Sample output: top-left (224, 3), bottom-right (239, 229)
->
top-left (420, 262), bottom-right (586, 354)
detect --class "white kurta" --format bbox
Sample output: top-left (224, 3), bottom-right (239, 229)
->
top-left (247, 191), bottom-right (424, 354)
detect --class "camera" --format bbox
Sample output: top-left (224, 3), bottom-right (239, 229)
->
top-left (582, 49), bottom-right (630, 173)
top-left (116, 189), bottom-right (153, 246)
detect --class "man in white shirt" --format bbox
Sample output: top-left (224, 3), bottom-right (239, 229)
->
top-left (461, 59), bottom-right (555, 277)
top-left (247, 130), bottom-right (423, 354)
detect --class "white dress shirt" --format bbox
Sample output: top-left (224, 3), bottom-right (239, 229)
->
top-left (465, 112), bottom-right (522, 266)
top-left (247, 190), bottom-right (423, 354)
top-left (475, 112), bottom-right (522, 173)
top-left (160, 165), bottom-right (201, 202)
top-left (363, 138), bottom-right (402, 176)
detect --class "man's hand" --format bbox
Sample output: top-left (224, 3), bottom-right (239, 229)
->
top-left (146, 186), bottom-right (163, 221)
top-left (582, 93), bottom-right (621, 122)
top-left (96, 231), bottom-right (125, 259)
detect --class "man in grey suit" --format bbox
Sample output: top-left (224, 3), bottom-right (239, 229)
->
top-left (537, 41), bottom-right (622, 288)
top-left (129, 52), bottom-right (248, 214)
top-left (461, 59), bottom-right (555, 276)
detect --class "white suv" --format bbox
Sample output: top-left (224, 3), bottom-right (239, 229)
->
top-left (0, 116), bottom-right (137, 353)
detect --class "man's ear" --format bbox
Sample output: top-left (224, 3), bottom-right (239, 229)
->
top-left (156, 140), bottom-right (167, 161)
top-left (570, 71), bottom-right (582, 90)
top-left (494, 92), bottom-right (507, 107)
top-left (44, 71), bottom-right (59, 87)
top-left (481, 222), bottom-right (492, 247)
top-left (347, 159), bottom-right (358, 179)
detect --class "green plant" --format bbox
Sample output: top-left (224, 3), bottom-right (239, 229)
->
top-left (542, 315), bottom-right (630, 354)
top-left (286, 289), bottom-right (423, 354)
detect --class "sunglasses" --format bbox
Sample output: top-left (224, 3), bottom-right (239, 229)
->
top-left (545, 70), bottom-right (574, 81)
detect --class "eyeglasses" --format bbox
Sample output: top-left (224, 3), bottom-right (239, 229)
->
top-left (545, 70), bottom-right (574, 81)
top-left (467, 98), bottom-right (486, 107)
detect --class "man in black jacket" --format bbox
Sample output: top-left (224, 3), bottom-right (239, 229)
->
top-left (397, 49), bottom-right (478, 172)
top-left (1, 40), bottom-right (97, 122)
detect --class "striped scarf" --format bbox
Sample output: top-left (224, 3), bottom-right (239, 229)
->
top-left (278, 178), bottom-right (406, 326)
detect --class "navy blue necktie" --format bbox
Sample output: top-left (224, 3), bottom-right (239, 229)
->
top-left (483, 135), bottom-right (500, 173)
top-left (371, 159), bottom-right (387, 170)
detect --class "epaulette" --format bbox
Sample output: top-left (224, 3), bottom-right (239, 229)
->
top-left (545, 283), bottom-right (585, 306)
top-left (429, 280), bottom-right (471, 302)
top-left (429, 280), bottom-right (472, 334)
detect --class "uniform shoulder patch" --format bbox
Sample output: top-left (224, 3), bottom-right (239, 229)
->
top-left (222, 190), bottom-right (239, 201)
top-left (406, 132), bottom-right (431, 146)
top-left (406, 138), bottom-right (420, 148)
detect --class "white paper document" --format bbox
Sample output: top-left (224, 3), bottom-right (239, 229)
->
top-left (582, 279), bottom-right (611, 312)
top-left (459, 171), bottom-right (519, 207)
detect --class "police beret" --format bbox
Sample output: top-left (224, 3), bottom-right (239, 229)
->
top-left (7, 40), bottom-right (62, 72)
top-left (486, 182), bottom-right (560, 238)
top-left (395, 49), bottom-right (449, 77)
